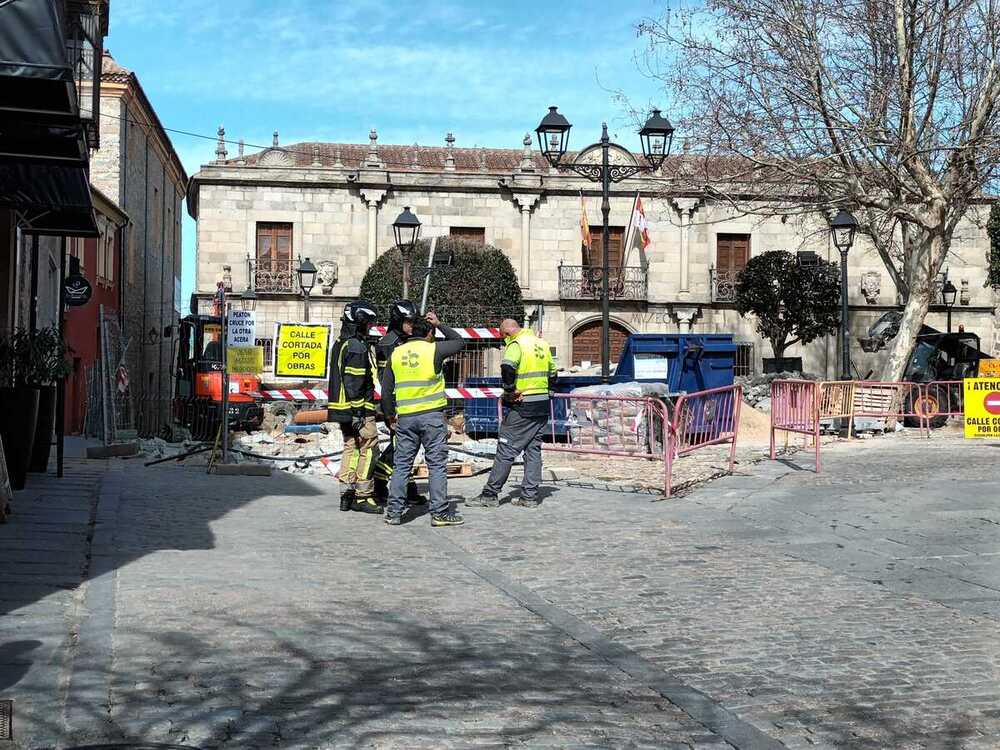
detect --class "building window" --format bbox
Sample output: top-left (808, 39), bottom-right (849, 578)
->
top-left (255, 337), bottom-right (274, 368)
top-left (712, 233), bottom-right (750, 302)
top-left (585, 226), bottom-right (625, 268)
top-left (449, 227), bottom-right (485, 244)
top-left (254, 222), bottom-right (294, 292)
top-left (734, 341), bottom-right (755, 378)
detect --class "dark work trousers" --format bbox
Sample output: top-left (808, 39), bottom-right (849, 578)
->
top-left (388, 411), bottom-right (450, 518)
top-left (483, 409), bottom-right (548, 501)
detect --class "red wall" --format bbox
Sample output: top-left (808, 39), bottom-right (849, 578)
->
top-left (63, 230), bottom-right (121, 434)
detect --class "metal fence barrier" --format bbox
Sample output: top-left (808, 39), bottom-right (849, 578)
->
top-left (770, 379), bottom-right (821, 470)
top-left (667, 384), bottom-right (742, 497)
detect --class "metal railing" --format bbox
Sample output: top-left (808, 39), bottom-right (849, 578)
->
top-left (558, 265), bottom-right (647, 301)
top-left (248, 257), bottom-right (295, 293)
top-left (710, 267), bottom-right (739, 302)
top-left (667, 384), bottom-right (742, 497)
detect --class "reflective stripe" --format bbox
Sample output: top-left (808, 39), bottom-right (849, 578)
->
top-left (501, 359), bottom-right (518, 368)
top-left (344, 366), bottom-right (367, 375)
top-left (394, 378), bottom-right (442, 388)
top-left (515, 370), bottom-right (550, 379)
top-left (396, 391), bottom-right (448, 407)
top-left (521, 393), bottom-right (550, 402)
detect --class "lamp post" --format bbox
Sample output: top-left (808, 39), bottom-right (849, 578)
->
top-left (296, 256), bottom-right (316, 322)
top-left (830, 209), bottom-right (858, 380)
top-left (240, 286), bottom-right (257, 312)
top-left (392, 206), bottom-right (422, 299)
top-left (535, 106), bottom-right (674, 382)
top-left (941, 279), bottom-right (957, 333)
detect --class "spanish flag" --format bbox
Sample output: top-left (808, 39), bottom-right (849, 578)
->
top-left (580, 193), bottom-right (592, 252)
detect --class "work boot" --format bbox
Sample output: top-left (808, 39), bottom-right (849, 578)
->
top-left (384, 513), bottom-right (402, 526)
top-left (339, 489), bottom-right (355, 512)
top-left (430, 511), bottom-right (465, 527)
top-left (466, 492), bottom-right (500, 508)
top-left (511, 497), bottom-right (541, 508)
top-left (352, 496), bottom-right (383, 514)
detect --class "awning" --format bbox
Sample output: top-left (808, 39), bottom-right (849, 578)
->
top-left (0, 0), bottom-right (77, 116)
top-left (0, 161), bottom-right (97, 236)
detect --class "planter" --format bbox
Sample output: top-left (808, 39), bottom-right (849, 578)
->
top-left (762, 356), bottom-right (803, 375)
top-left (29, 385), bottom-right (56, 473)
top-left (0, 386), bottom-right (40, 491)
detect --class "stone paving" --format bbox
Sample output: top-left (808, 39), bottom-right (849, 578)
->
top-left (2, 433), bottom-right (999, 749)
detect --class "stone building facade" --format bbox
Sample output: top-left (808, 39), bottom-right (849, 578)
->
top-left (91, 52), bottom-right (187, 432)
top-left (188, 129), bottom-right (998, 382)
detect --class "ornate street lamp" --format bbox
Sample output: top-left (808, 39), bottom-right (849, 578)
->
top-left (297, 256), bottom-right (317, 322)
top-left (392, 206), bottom-right (422, 298)
top-left (830, 209), bottom-right (858, 379)
top-left (941, 279), bottom-right (957, 332)
top-left (534, 106), bottom-right (675, 382)
top-left (239, 286), bottom-right (257, 312)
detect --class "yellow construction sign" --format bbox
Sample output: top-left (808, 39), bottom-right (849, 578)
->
top-left (227, 346), bottom-right (264, 374)
top-left (963, 378), bottom-right (1000, 439)
top-left (274, 323), bottom-right (331, 379)
top-left (979, 359), bottom-right (1000, 378)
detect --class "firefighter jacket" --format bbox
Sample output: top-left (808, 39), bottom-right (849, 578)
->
top-left (327, 335), bottom-right (376, 422)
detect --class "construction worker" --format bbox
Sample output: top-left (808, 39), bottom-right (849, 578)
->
top-left (373, 299), bottom-right (425, 507)
top-left (469, 318), bottom-right (557, 509)
top-left (327, 299), bottom-right (381, 514)
top-left (380, 312), bottom-right (465, 526)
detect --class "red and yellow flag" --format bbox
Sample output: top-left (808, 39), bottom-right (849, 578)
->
top-left (580, 194), bottom-right (592, 251)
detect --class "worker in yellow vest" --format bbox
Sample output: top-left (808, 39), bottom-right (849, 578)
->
top-left (380, 312), bottom-right (465, 526)
top-left (469, 319), bottom-right (557, 508)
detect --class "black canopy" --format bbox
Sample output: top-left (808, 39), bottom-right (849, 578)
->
top-left (0, 0), bottom-right (77, 117)
top-left (0, 161), bottom-right (97, 236)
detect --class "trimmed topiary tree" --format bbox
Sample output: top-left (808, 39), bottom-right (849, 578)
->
top-left (359, 237), bottom-right (525, 327)
top-left (734, 250), bottom-right (841, 360)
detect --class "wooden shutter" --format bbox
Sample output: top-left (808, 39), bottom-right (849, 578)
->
top-left (586, 226), bottom-right (625, 268)
top-left (715, 234), bottom-right (750, 274)
top-left (256, 222), bottom-right (293, 262)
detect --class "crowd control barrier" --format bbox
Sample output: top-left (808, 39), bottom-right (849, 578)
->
top-left (770, 380), bottom-right (821, 470)
top-left (494, 386), bottom-right (742, 498)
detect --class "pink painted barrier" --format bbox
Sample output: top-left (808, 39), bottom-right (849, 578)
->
top-left (666, 384), bottom-right (742, 497)
top-left (770, 379), bottom-right (820, 471)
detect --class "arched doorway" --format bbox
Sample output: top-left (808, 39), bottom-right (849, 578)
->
top-left (571, 319), bottom-right (630, 367)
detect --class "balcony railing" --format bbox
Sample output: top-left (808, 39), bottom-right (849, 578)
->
top-left (710, 267), bottom-right (739, 302)
top-left (249, 257), bottom-right (295, 293)
top-left (558, 265), bottom-right (647, 302)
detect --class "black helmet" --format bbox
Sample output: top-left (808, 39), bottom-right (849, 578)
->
top-left (389, 299), bottom-right (418, 332)
top-left (349, 299), bottom-right (378, 329)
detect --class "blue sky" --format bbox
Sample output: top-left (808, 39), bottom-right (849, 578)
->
top-left (104, 0), bottom-right (673, 302)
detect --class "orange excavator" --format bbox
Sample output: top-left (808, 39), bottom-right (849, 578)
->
top-left (172, 314), bottom-right (264, 439)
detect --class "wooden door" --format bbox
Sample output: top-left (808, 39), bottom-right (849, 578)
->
top-left (572, 320), bottom-right (629, 367)
top-left (715, 234), bottom-right (750, 276)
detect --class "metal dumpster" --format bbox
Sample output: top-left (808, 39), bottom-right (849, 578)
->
top-left (462, 333), bottom-right (737, 434)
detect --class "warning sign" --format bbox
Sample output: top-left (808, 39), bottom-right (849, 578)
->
top-left (979, 359), bottom-right (1000, 378)
top-left (963, 378), bottom-right (1000, 439)
top-left (227, 346), bottom-right (264, 374)
top-left (274, 323), bottom-right (331, 379)
top-left (227, 310), bottom-right (256, 347)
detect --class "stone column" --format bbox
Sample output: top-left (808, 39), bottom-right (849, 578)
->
top-left (512, 193), bottom-right (540, 289)
top-left (672, 306), bottom-right (700, 332)
top-left (672, 198), bottom-right (699, 295)
top-left (359, 189), bottom-right (386, 266)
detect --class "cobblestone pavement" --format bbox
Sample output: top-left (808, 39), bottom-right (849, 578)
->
top-left (2, 433), bottom-right (999, 749)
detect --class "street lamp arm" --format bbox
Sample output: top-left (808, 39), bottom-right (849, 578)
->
top-left (562, 163), bottom-right (651, 183)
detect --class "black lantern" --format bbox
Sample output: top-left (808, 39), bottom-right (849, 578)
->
top-left (830, 209), bottom-right (858, 253)
top-left (941, 279), bottom-right (958, 308)
top-left (392, 207), bottom-right (422, 252)
top-left (639, 109), bottom-right (675, 170)
top-left (297, 257), bottom-right (317, 296)
top-left (535, 106), bottom-right (571, 168)
top-left (240, 286), bottom-right (257, 312)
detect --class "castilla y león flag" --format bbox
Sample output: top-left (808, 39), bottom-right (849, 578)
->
top-left (633, 195), bottom-right (651, 250)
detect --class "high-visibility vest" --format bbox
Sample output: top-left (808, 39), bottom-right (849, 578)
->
top-left (391, 339), bottom-right (447, 416)
top-left (505, 330), bottom-right (554, 401)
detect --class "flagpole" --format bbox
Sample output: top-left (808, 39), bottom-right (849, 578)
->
top-left (621, 191), bottom-right (640, 271)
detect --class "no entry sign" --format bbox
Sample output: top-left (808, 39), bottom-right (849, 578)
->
top-left (963, 378), bottom-right (1000, 438)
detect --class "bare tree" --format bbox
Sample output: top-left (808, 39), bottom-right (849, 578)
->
top-left (640, 0), bottom-right (1000, 379)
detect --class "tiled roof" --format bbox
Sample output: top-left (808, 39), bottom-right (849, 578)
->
top-left (228, 141), bottom-right (554, 173)
top-left (100, 51), bottom-right (131, 82)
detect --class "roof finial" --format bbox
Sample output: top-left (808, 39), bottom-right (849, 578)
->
top-left (444, 132), bottom-right (456, 172)
top-left (312, 144), bottom-right (321, 167)
top-left (236, 138), bottom-right (245, 165)
top-left (272, 130), bottom-right (279, 147)
top-left (520, 132), bottom-right (535, 172)
top-left (333, 145), bottom-right (344, 169)
top-left (215, 125), bottom-right (227, 162)
top-left (479, 146), bottom-right (487, 172)
top-left (411, 143), bottom-right (420, 169)
top-left (365, 128), bottom-right (383, 168)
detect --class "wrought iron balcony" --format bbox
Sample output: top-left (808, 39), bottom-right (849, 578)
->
top-left (710, 267), bottom-right (739, 302)
top-left (248, 257), bottom-right (295, 293)
top-left (558, 265), bottom-right (647, 302)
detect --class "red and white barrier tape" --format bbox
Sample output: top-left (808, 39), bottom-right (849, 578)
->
top-left (369, 325), bottom-right (502, 339)
top-left (252, 386), bottom-right (506, 402)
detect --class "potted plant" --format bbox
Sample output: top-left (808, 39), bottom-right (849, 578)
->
top-left (26, 327), bottom-right (72, 473)
top-left (0, 329), bottom-right (41, 490)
